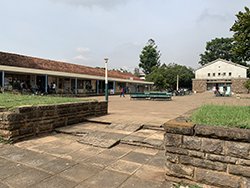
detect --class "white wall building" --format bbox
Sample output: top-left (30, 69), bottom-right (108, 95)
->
top-left (193, 59), bottom-right (249, 94)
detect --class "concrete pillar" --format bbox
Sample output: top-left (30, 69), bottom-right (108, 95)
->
top-left (113, 81), bottom-right (116, 94)
top-left (75, 78), bottom-right (78, 94)
top-left (1, 71), bottom-right (4, 91)
top-left (45, 75), bottom-right (48, 93)
top-left (96, 80), bottom-right (99, 94)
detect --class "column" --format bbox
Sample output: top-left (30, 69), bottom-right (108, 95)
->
top-left (105, 59), bottom-right (108, 101)
top-left (45, 74), bottom-right (48, 93)
top-left (113, 81), bottom-right (116, 94)
top-left (75, 78), bottom-right (78, 94)
top-left (1, 71), bottom-right (4, 91)
top-left (96, 80), bottom-right (99, 94)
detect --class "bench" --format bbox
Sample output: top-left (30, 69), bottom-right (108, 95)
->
top-left (149, 92), bottom-right (172, 100)
top-left (130, 92), bottom-right (149, 99)
top-left (130, 92), bottom-right (172, 101)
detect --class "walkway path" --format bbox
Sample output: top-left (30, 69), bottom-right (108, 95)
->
top-left (0, 92), bottom-right (249, 188)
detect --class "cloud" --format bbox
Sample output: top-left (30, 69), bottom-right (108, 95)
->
top-left (197, 9), bottom-right (230, 24)
top-left (50, 0), bottom-right (131, 9)
top-left (76, 47), bottom-right (90, 54)
top-left (73, 47), bottom-right (91, 62)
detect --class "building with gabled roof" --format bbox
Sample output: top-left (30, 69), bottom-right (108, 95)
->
top-left (192, 59), bottom-right (249, 94)
top-left (0, 51), bottom-right (153, 95)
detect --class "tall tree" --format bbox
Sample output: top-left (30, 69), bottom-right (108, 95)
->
top-left (146, 65), bottom-right (169, 90)
top-left (139, 39), bottom-right (161, 75)
top-left (199, 37), bottom-right (243, 66)
top-left (147, 64), bottom-right (194, 90)
top-left (133, 67), bottom-right (140, 77)
top-left (231, 7), bottom-right (250, 62)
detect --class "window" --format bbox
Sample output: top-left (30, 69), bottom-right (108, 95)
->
top-left (218, 73), bottom-right (221, 76)
top-left (213, 73), bottom-right (215, 76)
top-left (229, 72), bottom-right (232, 76)
top-left (223, 72), bottom-right (226, 76)
top-left (208, 73), bottom-right (210, 77)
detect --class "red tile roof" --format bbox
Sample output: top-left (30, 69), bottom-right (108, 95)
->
top-left (0, 51), bottom-right (141, 81)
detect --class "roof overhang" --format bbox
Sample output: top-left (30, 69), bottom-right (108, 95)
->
top-left (0, 65), bottom-right (154, 85)
top-left (195, 59), bottom-right (249, 71)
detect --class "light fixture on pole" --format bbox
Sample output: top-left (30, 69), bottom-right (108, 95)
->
top-left (104, 58), bottom-right (109, 102)
top-left (176, 74), bottom-right (179, 91)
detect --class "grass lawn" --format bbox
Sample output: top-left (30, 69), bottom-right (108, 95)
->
top-left (191, 105), bottom-right (250, 129)
top-left (0, 93), bottom-right (91, 109)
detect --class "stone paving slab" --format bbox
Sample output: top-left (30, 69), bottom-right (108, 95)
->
top-left (75, 169), bottom-right (129, 188)
top-left (58, 163), bottom-right (101, 183)
top-left (31, 175), bottom-right (77, 188)
top-left (134, 165), bottom-right (165, 183)
top-left (121, 151), bottom-right (154, 164)
top-left (3, 168), bottom-right (51, 188)
top-left (83, 154), bottom-right (118, 168)
top-left (120, 177), bottom-right (164, 188)
top-left (0, 159), bottom-right (30, 180)
top-left (77, 134), bottom-right (119, 148)
top-left (106, 160), bottom-right (142, 175)
top-left (37, 157), bottom-right (77, 174)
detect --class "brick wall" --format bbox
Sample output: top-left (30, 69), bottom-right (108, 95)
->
top-left (231, 78), bottom-right (249, 94)
top-left (192, 79), bottom-right (207, 93)
top-left (0, 101), bottom-right (108, 142)
top-left (164, 117), bottom-right (250, 188)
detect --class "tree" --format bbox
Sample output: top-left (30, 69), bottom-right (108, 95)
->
top-left (231, 7), bottom-right (250, 62)
top-left (164, 64), bottom-right (194, 90)
top-left (244, 79), bottom-right (250, 93)
top-left (133, 67), bottom-right (141, 77)
top-left (199, 37), bottom-right (243, 66)
top-left (146, 65), bottom-right (169, 90)
top-left (147, 63), bottom-right (194, 91)
top-left (139, 39), bottom-right (161, 75)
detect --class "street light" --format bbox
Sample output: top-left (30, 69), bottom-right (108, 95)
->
top-left (104, 58), bottom-right (109, 102)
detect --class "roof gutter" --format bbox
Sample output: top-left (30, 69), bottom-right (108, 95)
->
top-left (0, 65), bottom-right (154, 85)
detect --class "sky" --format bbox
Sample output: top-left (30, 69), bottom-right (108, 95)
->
top-left (0, 0), bottom-right (249, 71)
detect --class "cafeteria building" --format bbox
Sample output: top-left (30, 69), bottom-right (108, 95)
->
top-left (0, 51), bottom-right (153, 95)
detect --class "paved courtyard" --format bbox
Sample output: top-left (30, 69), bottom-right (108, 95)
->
top-left (0, 92), bottom-right (250, 188)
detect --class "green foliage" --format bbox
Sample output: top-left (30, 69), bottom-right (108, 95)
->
top-left (231, 7), bottom-right (250, 62)
top-left (175, 183), bottom-right (202, 188)
top-left (199, 37), bottom-right (244, 66)
top-left (191, 105), bottom-right (250, 129)
top-left (147, 64), bottom-right (194, 90)
top-left (244, 79), bottom-right (250, 92)
top-left (0, 136), bottom-right (12, 144)
top-left (133, 67), bottom-right (141, 77)
top-left (146, 66), bottom-right (169, 90)
top-left (139, 39), bottom-right (161, 75)
top-left (0, 93), bottom-right (90, 109)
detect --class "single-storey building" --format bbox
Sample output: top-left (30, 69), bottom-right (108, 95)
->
top-left (192, 59), bottom-right (249, 94)
top-left (0, 51), bottom-right (153, 95)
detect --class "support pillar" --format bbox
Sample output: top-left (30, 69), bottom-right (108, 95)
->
top-left (45, 75), bottom-right (48, 93)
top-left (104, 58), bottom-right (108, 102)
top-left (1, 71), bottom-right (4, 92)
top-left (113, 81), bottom-right (116, 94)
top-left (96, 80), bottom-right (99, 94)
top-left (75, 78), bottom-right (78, 95)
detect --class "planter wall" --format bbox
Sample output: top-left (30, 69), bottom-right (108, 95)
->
top-left (0, 101), bottom-right (107, 142)
top-left (164, 117), bottom-right (250, 188)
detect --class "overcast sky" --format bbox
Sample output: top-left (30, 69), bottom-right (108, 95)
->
top-left (0, 0), bottom-right (248, 71)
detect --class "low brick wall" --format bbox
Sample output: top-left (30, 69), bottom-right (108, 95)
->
top-left (0, 101), bottom-right (107, 142)
top-left (164, 117), bottom-right (250, 188)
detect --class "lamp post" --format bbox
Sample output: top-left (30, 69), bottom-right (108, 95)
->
top-left (176, 74), bottom-right (179, 91)
top-left (104, 58), bottom-right (109, 102)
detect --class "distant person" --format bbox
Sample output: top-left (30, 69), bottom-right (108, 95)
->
top-left (120, 87), bottom-right (125, 97)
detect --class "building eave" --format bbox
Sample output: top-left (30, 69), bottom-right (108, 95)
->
top-left (0, 65), bottom-right (154, 85)
top-left (195, 59), bottom-right (249, 71)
